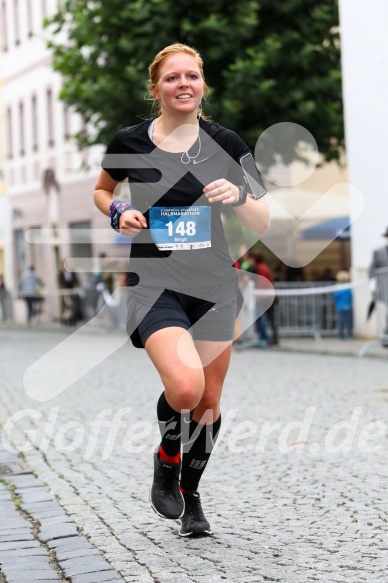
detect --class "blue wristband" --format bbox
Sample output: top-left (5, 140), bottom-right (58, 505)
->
top-left (109, 201), bottom-right (135, 232)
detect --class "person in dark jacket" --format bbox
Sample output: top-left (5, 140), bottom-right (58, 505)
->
top-left (19, 266), bottom-right (43, 324)
top-left (369, 227), bottom-right (388, 274)
top-left (58, 260), bottom-right (83, 325)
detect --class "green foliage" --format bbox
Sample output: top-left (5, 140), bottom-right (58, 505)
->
top-left (46, 0), bottom-right (343, 165)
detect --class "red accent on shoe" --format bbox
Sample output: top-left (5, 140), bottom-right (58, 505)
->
top-left (159, 445), bottom-right (181, 464)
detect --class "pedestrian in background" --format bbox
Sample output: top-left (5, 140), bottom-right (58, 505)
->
top-left (0, 274), bottom-right (10, 321)
top-left (253, 252), bottom-right (279, 345)
top-left (369, 227), bottom-right (388, 273)
top-left (333, 270), bottom-right (353, 340)
top-left (58, 260), bottom-right (83, 325)
top-left (233, 244), bottom-right (250, 344)
top-left (19, 266), bottom-right (44, 324)
top-left (238, 252), bottom-right (257, 344)
top-left (92, 254), bottom-right (121, 328)
top-left (369, 227), bottom-right (388, 334)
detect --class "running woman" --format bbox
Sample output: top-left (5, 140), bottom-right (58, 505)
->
top-left (94, 43), bottom-right (269, 536)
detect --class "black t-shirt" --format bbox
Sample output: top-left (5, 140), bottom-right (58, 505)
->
top-left (102, 118), bottom-right (251, 290)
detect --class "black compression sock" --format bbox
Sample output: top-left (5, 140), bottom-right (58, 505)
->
top-left (157, 392), bottom-right (191, 459)
top-left (180, 415), bottom-right (221, 491)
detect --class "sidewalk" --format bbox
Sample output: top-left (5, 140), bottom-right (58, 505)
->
top-left (2, 320), bottom-right (388, 359)
top-left (0, 446), bottom-right (124, 583)
top-left (274, 336), bottom-right (388, 359)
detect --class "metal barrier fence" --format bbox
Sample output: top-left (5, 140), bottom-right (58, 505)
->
top-left (273, 282), bottom-right (337, 340)
top-left (359, 267), bottom-right (388, 356)
top-left (7, 280), bottom-right (383, 346)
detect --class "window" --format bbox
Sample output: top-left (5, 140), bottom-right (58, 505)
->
top-left (6, 107), bottom-right (13, 159)
top-left (47, 88), bottom-right (54, 147)
top-left (70, 221), bottom-right (92, 260)
top-left (27, 0), bottom-right (33, 37)
top-left (19, 101), bottom-right (25, 156)
top-left (32, 95), bottom-right (38, 151)
top-left (70, 221), bottom-right (92, 286)
top-left (14, 0), bottom-right (20, 45)
top-left (1, 2), bottom-right (7, 51)
top-left (63, 105), bottom-right (71, 140)
top-left (30, 227), bottom-right (44, 277)
top-left (41, 0), bottom-right (46, 18)
top-left (14, 229), bottom-right (26, 283)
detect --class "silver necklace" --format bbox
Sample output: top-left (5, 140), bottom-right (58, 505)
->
top-left (150, 119), bottom-right (201, 164)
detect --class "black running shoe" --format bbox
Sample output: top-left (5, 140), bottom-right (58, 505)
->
top-left (179, 491), bottom-right (213, 537)
top-left (150, 451), bottom-right (184, 519)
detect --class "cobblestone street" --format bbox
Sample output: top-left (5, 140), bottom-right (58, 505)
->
top-left (1, 326), bottom-right (388, 582)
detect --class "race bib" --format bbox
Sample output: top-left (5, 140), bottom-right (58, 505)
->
top-left (149, 206), bottom-right (211, 250)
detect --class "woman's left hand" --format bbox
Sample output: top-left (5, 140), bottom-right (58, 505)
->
top-left (203, 179), bottom-right (240, 205)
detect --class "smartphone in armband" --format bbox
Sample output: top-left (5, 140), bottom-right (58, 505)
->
top-left (239, 152), bottom-right (267, 199)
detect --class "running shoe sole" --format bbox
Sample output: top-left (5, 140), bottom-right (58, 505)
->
top-left (176, 518), bottom-right (213, 537)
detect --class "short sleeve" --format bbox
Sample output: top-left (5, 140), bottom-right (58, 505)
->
top-left (101, 129), bottom-right (129, 182)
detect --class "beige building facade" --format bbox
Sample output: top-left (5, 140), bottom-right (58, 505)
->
top-left (1, 0), bottom-right (129, 322)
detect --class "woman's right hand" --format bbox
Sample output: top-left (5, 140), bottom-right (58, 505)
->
top-left (119, 210), bottom-right (147, 238)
